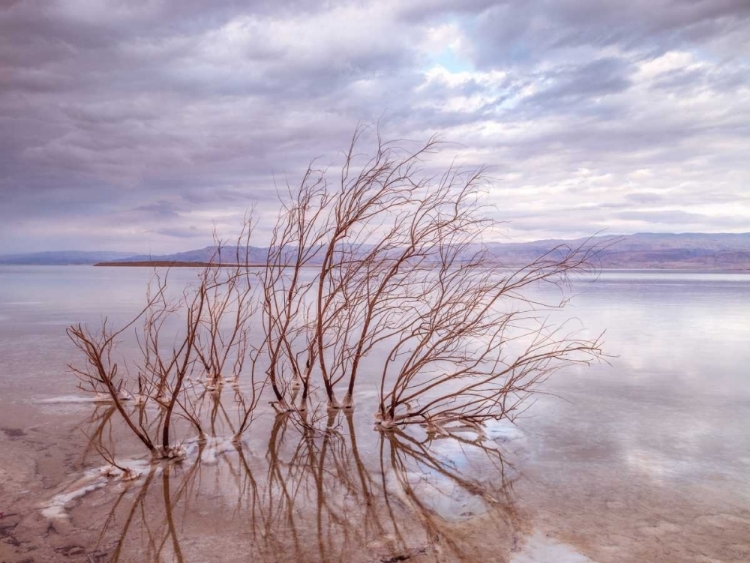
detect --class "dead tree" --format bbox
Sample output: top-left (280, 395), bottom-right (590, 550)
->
top-left (262, 127), bottom-right (603, 424)
top-left (70, 126), bottom-right (604, 457)
top-left (375, 240), bottom-right (604, 430)
top-left (260, 169), bottom-right (332, 413)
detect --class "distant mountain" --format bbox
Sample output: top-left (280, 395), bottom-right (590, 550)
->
top-left (8, 233), bottom-right (750, 269)
top-left (483, 233), bottom-right (750, 270)
top-left (0, 250), bottom-right (137, 265)
top-left (107, 246), bottom-right (271, 265)
top-left (102, 233), bottom-right (750, 270)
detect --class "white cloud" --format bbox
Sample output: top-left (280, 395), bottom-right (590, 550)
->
top-left (1, 0), bottom-right (749, 252)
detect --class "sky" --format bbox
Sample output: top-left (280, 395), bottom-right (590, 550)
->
top-left (1, 0), bottom-right (749, 254)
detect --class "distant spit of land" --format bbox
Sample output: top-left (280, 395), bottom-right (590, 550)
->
top-left (3, 233), bottom-right (750, 270)
top-left (95, 261), bottom-right (243, 268)
top-left (94, 261), bottom-right (303, 268)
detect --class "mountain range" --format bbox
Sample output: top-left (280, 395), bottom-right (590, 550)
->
top-left (0, 250), bottom-right (137, 265)
top-left (2, 233), bottom-right (749, 270)
top-left (482, 233), bottom-right (750, 270)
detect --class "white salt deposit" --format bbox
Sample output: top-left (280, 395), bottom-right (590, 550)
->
top-left (200, 438), bottom-right (238, 465)
top-left (512, 531), bottom-right (595, 563)
top-left (40, 459), bottom-right (152, 521)
top-left (40, 479), bottom-right (108, 521)
top-left (40, 436), bottom-right (241, 521)
top-left (36, 395), bottom-right (105, 404)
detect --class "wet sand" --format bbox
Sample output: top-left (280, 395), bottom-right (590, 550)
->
top-left (1, 401), bottom-right (527, 563)
top-left (1, 392), bottom-right (748, 563)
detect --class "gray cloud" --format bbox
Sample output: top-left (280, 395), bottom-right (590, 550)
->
top-left (0, 0), bottom-right (748, 252)
top-left (153, 226), bottom-right (203, 239)
top-left (469, 0), bottom-right (750, 66)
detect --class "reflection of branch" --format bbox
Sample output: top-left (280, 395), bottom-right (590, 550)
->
top-left (388, 428), bottom-right (514, 501)
top-left (382, 427), bottom-right (521, 561)
top-left (162, 468), bottom-right (184, 563)
top-left (80, 405), bottom-right (116, 461)
top-left (89, 412), bottom-right (518, 562)
top-left (107, 469), bottom-right (156, 562)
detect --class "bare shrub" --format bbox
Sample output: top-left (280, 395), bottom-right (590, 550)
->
top-left (68, 126), bottom-right (604, 458)
top-left (257, 127), bottom-right (604, 426)
top-left (68, 231), bottom-right (263, 457)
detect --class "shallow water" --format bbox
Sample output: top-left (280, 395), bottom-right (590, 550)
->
top-left (0, 266), bottom-right (749, 562)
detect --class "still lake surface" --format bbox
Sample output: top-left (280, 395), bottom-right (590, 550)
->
top-left (0, 266), bottom-right (748, 562)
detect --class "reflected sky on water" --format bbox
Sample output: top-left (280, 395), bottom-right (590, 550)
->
top-left (0, 266), bottom-right (748, 562)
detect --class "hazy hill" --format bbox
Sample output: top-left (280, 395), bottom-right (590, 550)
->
top-left (483, 233), bottom-right (750, 269)
top-left (499, 233), bottom-right (750, 269)
top-left (5, 233), bottom-right (750, 269)
top-left (0, 250), bottom-right (136, 265)
top-left (104, 233), bottom-right (750, 270)
top-left (112, 246), bottom-right (270, 265)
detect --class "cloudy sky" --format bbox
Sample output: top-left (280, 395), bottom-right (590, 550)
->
top-left (1, 0), bottom-right (749, 253)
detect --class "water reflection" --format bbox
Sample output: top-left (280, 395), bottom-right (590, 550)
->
top-left (4, 268), bottom-right (748, 562)
top-left (83, 411), bottom-right (520, 562)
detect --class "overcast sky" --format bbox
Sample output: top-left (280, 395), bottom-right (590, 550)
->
top-left (1, 0), bottom-right (749, 253)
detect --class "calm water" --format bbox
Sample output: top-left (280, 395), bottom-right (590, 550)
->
top-left (0, 266), bottom-right (749, 562)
